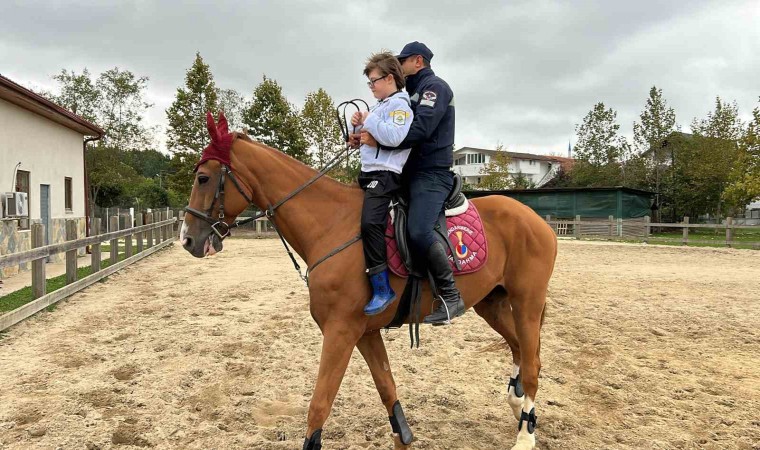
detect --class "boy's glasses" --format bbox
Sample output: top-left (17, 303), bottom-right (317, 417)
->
top-left (367, 75), bottom-right (388, 88)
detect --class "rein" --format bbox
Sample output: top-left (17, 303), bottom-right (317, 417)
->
top-left (184, 99), bottom-right (369, 285)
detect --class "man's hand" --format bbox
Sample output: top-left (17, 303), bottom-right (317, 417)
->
top-left (360, 130), bottom-right (378, 147)
top-left (347, 133), bottom-right (361, 149)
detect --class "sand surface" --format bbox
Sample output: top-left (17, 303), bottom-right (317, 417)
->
top-left (0, 239), bottom-right (758, 449)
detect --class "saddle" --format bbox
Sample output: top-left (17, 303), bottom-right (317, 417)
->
top-left (383, 173), bottom-right (488, 347)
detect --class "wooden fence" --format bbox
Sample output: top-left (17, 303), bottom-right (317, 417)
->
top-left (546, 215), bottom-right (760, 248)
top-left (0, 211), bottom-right (177, 332)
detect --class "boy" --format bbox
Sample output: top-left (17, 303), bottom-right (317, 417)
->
top-left (352, 52), bottom-right (414, 316)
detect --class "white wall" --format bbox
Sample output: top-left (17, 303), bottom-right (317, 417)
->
top-left (0, 99), bottom-right (85, 220)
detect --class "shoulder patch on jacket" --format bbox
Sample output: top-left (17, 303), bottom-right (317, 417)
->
top-left (390, 109), bottom-right (409, 125)
top-left (420, 90), bottom-right (437, 107)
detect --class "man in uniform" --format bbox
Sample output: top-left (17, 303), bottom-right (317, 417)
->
top-left (360, 41), bottom-right (465, 325)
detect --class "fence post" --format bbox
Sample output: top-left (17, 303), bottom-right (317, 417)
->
top-left (66, 220), bottom-right (78, 285)
top-left (575, 215), bottom-right (581, 239)
top-left (136, 213), bottom-right (144, 253)
top-left (644, 216), bottom-right (650, 244)
top-left (31, 223), bottom-right (46, 299)
top-left (161, 210), bottom-right (167, 242)
top-left (608, 215), bottom-right (614, 239)
top-left (256, 217), bottom-right (261, 233)
top-left (167, 210), bottom-right (175, 240)
top-left (91, 218), bottom-right (101, 273)
top-left (110, 216), bottom-right (119, 266)
top-left (154, 211), bottom-right (162, 243)
top-left (726, 217), bottom-right (733, 247)
top-left (125, 214), bottom-right (133, 258)
top-left (146, 212), bottom-right (153, 248)
top-left (617, 218), bottom-right (623, 237)
top-left (682, 216), bottom-right (690, 245)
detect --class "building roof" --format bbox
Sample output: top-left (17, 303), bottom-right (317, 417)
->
top-left (464, 186), bottom-right (656, 196)
top-left (0, 74), bottom-right (103, 137)
top-left (455, 146), bottom-right (573, 163)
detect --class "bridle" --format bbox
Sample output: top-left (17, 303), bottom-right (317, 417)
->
top-left (183, 99), bottom-right (369, 284)
top-left (183, 164), bottom-right (253, 240)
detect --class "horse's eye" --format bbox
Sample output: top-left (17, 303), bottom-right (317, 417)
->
top-left (198, 175), bottom-right (210, 184)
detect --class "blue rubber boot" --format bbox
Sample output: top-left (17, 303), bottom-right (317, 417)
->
top-left (364, 267), bottom-right (397, 316)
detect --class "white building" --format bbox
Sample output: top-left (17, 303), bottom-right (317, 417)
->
top-left (452, 147), bottom-right (573, 188)
top-left (1, 74), bottom-right (103, 277)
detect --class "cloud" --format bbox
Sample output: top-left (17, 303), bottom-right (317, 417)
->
top-left (1, 0), bottom-right (757, 155)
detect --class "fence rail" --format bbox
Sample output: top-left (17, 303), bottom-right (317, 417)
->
top-left (0, 211), bottom-right (177, 332)
top-left (546, 215), bottom-right (760, 248)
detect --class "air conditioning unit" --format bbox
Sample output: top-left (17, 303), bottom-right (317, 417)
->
top-left (3, 192), bottom-right (28, 217)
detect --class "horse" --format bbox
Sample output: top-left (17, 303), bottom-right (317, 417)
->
top-left (180, 113), bottom-right (557, 450)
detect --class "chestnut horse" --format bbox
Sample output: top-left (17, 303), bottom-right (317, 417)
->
top-left (180, 115), bottom-right (556, 450)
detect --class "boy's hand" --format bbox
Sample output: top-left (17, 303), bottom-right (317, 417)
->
top-left (351, 111), bottom-right (363, 126)
top-left (360, 130), bottom-right (378, 147)
top-left (347, 133), bottom-right (361, 149)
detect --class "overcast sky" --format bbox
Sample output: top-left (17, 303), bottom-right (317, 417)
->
top-left (1, 0), bottom-right (758, 156)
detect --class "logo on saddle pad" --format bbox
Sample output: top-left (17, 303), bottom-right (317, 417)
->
top-left (448, 225), bottom-right (477, 265)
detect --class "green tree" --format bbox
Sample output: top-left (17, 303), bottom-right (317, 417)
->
top-left (96, 67), bottom-right (154, 151)
top-left (165, 52), bottom-right (219, 200)
top-left (51, 69), bottom-right (100, 123)
top-left (86, 145), bottom-right (141, 207)
top-left (217, 88), bottom-right (246, 132)
top-left (723, 99), bottom-right (760, 212)
top-left (302, 88), bottom-right (343, 168)
top-left (478, 145), bottom-right (513, 190)
top-left (570, 102), bottom-right (627, 187)
top-left (243, 76), bottom-right (309, 164)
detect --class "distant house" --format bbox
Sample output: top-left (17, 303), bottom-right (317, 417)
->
top-left (452, 147), bottom-right (573, 188)
top-left (0, 74), bottom-right (103, 277)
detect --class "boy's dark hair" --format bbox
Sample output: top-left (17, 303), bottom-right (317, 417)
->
top-left (363, 51), bottom-right (405, 90)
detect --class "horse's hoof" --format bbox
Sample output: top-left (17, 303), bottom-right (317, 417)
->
top-left (510, 434), bottom-right (535, 450)
top-left (394, 434), bottom-right (412, 449)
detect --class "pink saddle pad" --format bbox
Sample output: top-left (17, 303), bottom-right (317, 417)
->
top-left (386, 201), bottom-right (488, 278)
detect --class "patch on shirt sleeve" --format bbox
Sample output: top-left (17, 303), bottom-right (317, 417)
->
top-left (420, 90), bottom-right (437, 107)
top-left (390, 109), bottom-right (409, 125)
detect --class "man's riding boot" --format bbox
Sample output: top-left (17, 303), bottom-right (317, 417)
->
top-left (423, 241), bottom-right (466, 325)
top-left (364, 265), bottom-right (397, 316)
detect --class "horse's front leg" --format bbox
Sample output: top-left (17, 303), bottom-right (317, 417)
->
top-left (303, 321), bottom-right (364, 450)
top-left (357, 330), bottom-right (413, 448)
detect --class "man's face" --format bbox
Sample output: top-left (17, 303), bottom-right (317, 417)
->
top-left (398, 55), bottom-right (420, 77)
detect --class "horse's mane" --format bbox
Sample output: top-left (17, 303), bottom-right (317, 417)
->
top-left (232, 131), bottom-right (360, 192)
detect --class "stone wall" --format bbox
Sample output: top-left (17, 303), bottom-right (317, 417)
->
top-left (0, 217), bottom-right (86, 279)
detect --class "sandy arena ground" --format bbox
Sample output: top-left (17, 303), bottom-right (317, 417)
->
top-left (0, 239), bottom-right (758, 449)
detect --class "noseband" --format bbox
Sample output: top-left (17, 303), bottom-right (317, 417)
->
top-left (183, 165), bottom-right (253, 240)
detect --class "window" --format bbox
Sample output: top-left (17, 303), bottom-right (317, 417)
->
top-left (15, 170), bottom-right (30, 230)
top-left (529, 160), bottom-right (536, 166)
top-left (466, 153), bottom-right (485, 164)
top-left (454, 157), bottom-right (466, 166)
top-left (65, 177), bottom-right (73, 212)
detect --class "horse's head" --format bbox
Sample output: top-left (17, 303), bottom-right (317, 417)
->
top-left (181, 112), bottom-right (252, 258)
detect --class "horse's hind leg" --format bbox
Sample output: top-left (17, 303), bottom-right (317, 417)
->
top-left (356, 330), bottom-right (413, 448)
top-left (508, 285), bottom-right (547, 450)
top-left (474, 289), bottom-right (525, 420)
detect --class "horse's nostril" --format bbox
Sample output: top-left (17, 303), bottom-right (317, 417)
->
top-left (183, 236), bottom-right (194, 250)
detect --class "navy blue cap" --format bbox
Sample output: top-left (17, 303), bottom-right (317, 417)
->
top-left (396, 41), bottom-right (434, 61)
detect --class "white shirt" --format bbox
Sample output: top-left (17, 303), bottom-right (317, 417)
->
top-left (358, 91), bottom-right (414, 174)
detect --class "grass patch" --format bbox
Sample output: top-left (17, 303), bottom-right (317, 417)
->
top-left (0, 252), bottom-right (128, 314)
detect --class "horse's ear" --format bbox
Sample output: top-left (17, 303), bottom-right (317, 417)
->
top-left (206, 111), bottom-right (219, 142)
top-left (217, 111), bottom-right (229, 135)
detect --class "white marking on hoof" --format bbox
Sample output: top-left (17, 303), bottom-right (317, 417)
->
top-left (511, 397), bottom-right (536, 450)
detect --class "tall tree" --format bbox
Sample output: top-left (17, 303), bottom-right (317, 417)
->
top-left (51, 69), bottom-right (100, 123)
top-left (302, 88), bottom-right (343, 168)
top-left (165, 52), bottom-right (219, 201)
top-left (478, 145), bottom-right (514, 190)
top-left (96, 67), bottom-right (154, 151)
top-left (570, 102), bottom-right (627, 187)
top-left (691, 97), bottom-right (743, 140)
top-left (166, 52), bottom-right (219, 154)
top-left (216, 88), bottom-right (246, 132)
top-left (723, 99), bottom-right (760, 212)
top-left (243, 76), bottom-right (309, 164)
top-left (633, 86), bottom-right (677, 153)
